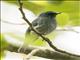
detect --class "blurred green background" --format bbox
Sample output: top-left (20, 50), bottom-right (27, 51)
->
top-left (4, 0), bottom-right (80, 26)
top-left (1, 0), bottom-right (80, 59)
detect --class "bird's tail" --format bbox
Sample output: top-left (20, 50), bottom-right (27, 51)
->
top-left (25, 27), bottom-right (46, 46)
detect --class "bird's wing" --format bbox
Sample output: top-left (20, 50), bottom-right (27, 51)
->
top-left (32, 19), bottom-right (39, 26)
top-left (25, 18), bottom-right (39, 34)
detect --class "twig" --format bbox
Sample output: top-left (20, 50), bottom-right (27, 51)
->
top-left (17, 0), bottom-right (80, 57)
top-left (56, 28), bottom-right (79, 33)
top-left (24, 49), bottom-right (39, 60)
top-left (1, 20), bottom-right (26, 25)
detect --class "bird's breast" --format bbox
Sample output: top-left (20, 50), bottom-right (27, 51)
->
top-left (35, 19), bottom-right (56, 35)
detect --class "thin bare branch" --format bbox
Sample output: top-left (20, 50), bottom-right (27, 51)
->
top-left (1, 20), bottom-right (26, 25)
top-left (56, 29), bottom-right (79, 33)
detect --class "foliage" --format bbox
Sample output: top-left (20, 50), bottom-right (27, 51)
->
top-left (4, 0), bottom-right (80, 26)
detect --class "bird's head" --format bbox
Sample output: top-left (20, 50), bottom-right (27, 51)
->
top-left (39, 11), bottom-right (61, 17)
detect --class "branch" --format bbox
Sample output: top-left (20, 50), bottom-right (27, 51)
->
top-left (17, 0), bottom-right (80, 57)
top-left (1, 19), bottom-right (26, 25)
top-left (6, 44), bottom-right (80, 60)
top-left (56, 28), bottom-right (79, 33)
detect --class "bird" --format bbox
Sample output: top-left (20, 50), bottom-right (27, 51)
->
top-left (26, 11), bottom-right (61, 36)
top-left (18, 11), bottom-right (61, 52)
top-left (24, 11), bottom-right (61, 47)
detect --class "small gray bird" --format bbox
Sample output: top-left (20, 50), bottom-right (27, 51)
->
top-left (26, 11), bottom-right (61, 35)
top-left (18, 11), bottom-right (61, 52)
